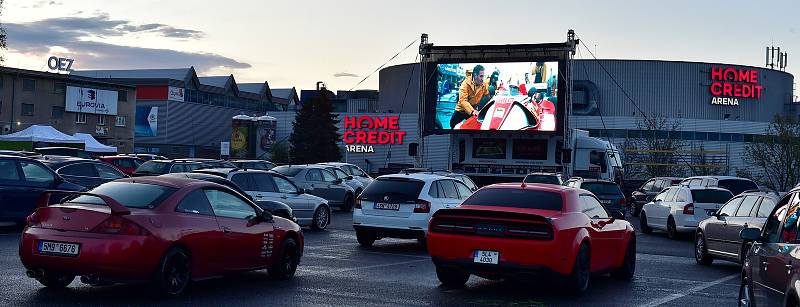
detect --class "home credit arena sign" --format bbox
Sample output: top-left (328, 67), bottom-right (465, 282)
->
top-left (709, 66), bottom-right (763, 106)
top-left (343, 116), bottom-right (407, 153)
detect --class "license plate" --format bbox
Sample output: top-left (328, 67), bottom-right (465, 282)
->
top-left (374, 203), bottom-right (400, 210)
top-left (601, 200), bottom-right (611, 205)
top-left (38, 241), bottom-right (80, 256)
top-left (473, 250), bottom-right (499, 264)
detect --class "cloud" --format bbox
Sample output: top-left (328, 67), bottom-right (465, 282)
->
top-left (22, 0), bottom-right (63, 9)
top-left (333, 72), bottom-right (359, 78)
top-left (4, 14), bottom-right (249, 73)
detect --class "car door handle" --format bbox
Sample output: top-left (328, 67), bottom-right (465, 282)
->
top-left (222, 226), bottom-right (231, 233)
top-left (280, 195), bottom-right (288, 199)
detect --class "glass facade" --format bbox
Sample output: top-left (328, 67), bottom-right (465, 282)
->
top-left (587, 128), bottom-right (769, 144)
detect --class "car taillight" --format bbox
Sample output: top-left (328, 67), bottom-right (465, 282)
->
top-left (618, 198), bottom-right (626, 206)
top-left (414, 199), bottom-right (431, 213)
top-left (25, 212), bottom-right (40, 227)
top-left (355, 197), bottom-right (362, 209)
top-left (91, 216), bottom-right (149, 235)
top-left (683, 203), bottom-right (695, 215)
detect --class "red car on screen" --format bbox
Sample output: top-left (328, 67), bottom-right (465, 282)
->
top-left (427, 183), bottom-right (636, 292)
top-left (98, 156), bottom-right (145, 176)
top-left (18, 176), bottom-right (303, 296)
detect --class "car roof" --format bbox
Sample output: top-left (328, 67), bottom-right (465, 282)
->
top-left (486, 182), bottom-right (574, 192)
top-left (682, 176), bottom-right (751, 181)
top-left (579, 179), bottom-right (616, 184)
top-left (116, 176), bottom-right (206, 188)
top-left (0, 154), bottom-right (38, 160)
top-left (147, 159), bottom-right (201, 164)
top-left (231, 159), bottom-right (271, 163)
top-left (35, 147), bottom-right (85, 150)
top-left (685, 186), bottom-right (733, 192)
top-left (526, 172), bottom-right (560, 176)
top-left (377, 173), bottom-right (454, 181)
top-left (650, 177), bottom-right (683, 180)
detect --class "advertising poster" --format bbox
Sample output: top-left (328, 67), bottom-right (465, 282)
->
top-left (231, 126), bottom-right (249, 158)
top-left (134, 106), bottom-right (158, 137)
top-left (65, 86), bottom-right (119, 115)
top-left (434, 61), bottom-right (559, 132)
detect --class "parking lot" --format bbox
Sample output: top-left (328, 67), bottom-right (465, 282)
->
top-left (0, 211), bottom-right (742, 307)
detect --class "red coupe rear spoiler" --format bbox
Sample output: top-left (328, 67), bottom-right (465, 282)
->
top-left (36, 190), bottom-right (131, 216)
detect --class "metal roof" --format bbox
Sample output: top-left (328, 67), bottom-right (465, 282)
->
top-left (73, 68), bottom-right (193, 81)
top-left (198, 76), bottom-right (231, 88)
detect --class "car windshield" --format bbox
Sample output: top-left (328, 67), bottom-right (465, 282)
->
top-left (360, 178), bottom-right (425, 202)
top-left (69, 182), bottom-right (176, 209)
top-left (691, 189), bottom-right (734, 204)
top-left (581, 182), bottom-right (623, 196)
top-left (524, 175), bottom-right (560, 185)
top-left (718, 179), bottom-right (758, 196)
top-left (462, 188), bottom-right (563, 210)
top-left (272, 166), bottom-right (303, 177)
top-left (135, 161), bottom-right (169, 174)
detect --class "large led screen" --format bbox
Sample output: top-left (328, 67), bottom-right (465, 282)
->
top-left (430, 61), bottom-right (561, 133)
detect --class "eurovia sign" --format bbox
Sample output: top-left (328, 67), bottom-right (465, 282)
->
top-left (342, 116), bottom-right (407, 153)
top-left (709, 66), bottom-right (764, 106)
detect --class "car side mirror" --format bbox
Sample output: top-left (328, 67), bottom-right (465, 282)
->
top-left (334, 179), bottom-right (343, 184)
top-left (740, 227), bottom-right (762, 242)
top-left (296, 188), bottom-right (305, 194)
top-left (610, 210), bottom-right (625, 220)
top-left (347, 175), bottom-right (354, 180)
top-left (259, 210), bottom-right (273, 222)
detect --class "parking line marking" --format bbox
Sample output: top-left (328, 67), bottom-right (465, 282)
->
top-left (640, 273), bottom-right (739, 307)
top-left (300, 259), bottom-right (429, 275)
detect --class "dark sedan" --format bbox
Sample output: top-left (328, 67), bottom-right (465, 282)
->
top-left (695, 191), bottom-right (777, 265)
top-left (629, 177), bottom-right (683, 217)
top-left (42, 157), bottom-right (128, 189)
top-left (739, 187), bottom-right (800, 306)
top-left (0, 155), bottom-right (83, 225)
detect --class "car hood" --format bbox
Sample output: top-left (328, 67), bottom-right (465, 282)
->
top-left (302, 193), bottom-right (328, 204)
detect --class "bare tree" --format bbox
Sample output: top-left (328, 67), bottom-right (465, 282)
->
top-left (623, 114), bottom-right (688, 179)
top-left (744, 115), bottom-right (800, 192)
top-left (0, 0), bottom-right (6, 64)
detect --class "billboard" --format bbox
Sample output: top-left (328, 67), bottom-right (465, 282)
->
top-left (65, 86), bottom-right (118, 115)
top-left (135, 106), bottom-right (158, 137)
top-left (427, 61), bottom-right (561, 133)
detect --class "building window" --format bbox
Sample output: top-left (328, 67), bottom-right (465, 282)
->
top-left (115, 116), bottom-right (126, 127)
top-left (51, 106), bottom-right (64, 119)
top-left (118, 90), bottom-right (127, 102)
top-left (76, 113), bottom-right (87, 124)
top-left (97, 115), bottom-right (106, 126)
top-left (54, 82), bottom-right (66, 94)
top-left (21, 103), bottom-right (34, 116)
top-left (22, 79), bottom-right (35, 92)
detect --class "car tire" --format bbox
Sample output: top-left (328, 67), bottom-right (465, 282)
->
top-left (435, 266), bottom-right (469, 287)
top-left (36, 272), bottom-right (74, 289)
top-left (356, 230), bottom-right (376, 247)
top-left (154, 247), bottom-right (191, 296)
top-left (566, 243), bottom-right (591, 294)
top-left (340, 194), bottom-right (354, 212)
top-left (738, 275), bottom-right (754, 307)
top-left (268, 237), bottom-right (300, 280)
top-left (311, 205), bottom-right (330, 231)
top-left (612, 238), bottom-right (636, 280)
top-left (695, 232), bottom-right (714, 266)
top-left (666, 217), bottom-right (678, 240)
top-left (640, 212), bottom-right (653, 234)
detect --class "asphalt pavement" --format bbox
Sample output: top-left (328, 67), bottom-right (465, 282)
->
top-left (0, 212), bottom-right (742, 306)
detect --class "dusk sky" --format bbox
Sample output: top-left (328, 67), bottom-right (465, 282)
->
top-left (4, 0), bottom-right (797, 93)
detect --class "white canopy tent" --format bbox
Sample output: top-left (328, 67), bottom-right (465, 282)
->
top-left (72, 133), bottom-right (117, 153)
top-left (0, 125), bottom-right (83, 144)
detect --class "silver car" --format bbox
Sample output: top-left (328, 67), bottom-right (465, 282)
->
top-left (317, 164), bottom-right (365, 195)
top-left (273, 165), bottom-right (357, 212)
top-left (318, 162), bottom-right (373, 188)
top-left (194, 168), bottom-right (332, 230)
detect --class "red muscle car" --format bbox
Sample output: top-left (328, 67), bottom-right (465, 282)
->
top-left (427, 183), bottom-right (635, 293)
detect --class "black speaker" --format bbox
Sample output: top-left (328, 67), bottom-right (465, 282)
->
top-left (408, 143), bottom-right (419, 157)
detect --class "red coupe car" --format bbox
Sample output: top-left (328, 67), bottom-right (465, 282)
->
top-left (19, 176), bottom-right (303, 296)
top-left (427, 183), bottom-right (636, 292)
top-left (98, 156), bottom-right (145, 176)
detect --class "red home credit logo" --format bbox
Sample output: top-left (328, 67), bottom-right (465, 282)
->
top-left (343, 116), bottom-right (407, 153)
top-left (709, 66), bottom-right (763, 106)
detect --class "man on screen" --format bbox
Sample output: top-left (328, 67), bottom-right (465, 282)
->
top-left (451, 65), bottom-right (493, 128)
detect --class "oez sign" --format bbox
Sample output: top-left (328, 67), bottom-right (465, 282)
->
top-left (47, 56), bottom-right (74, 72)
